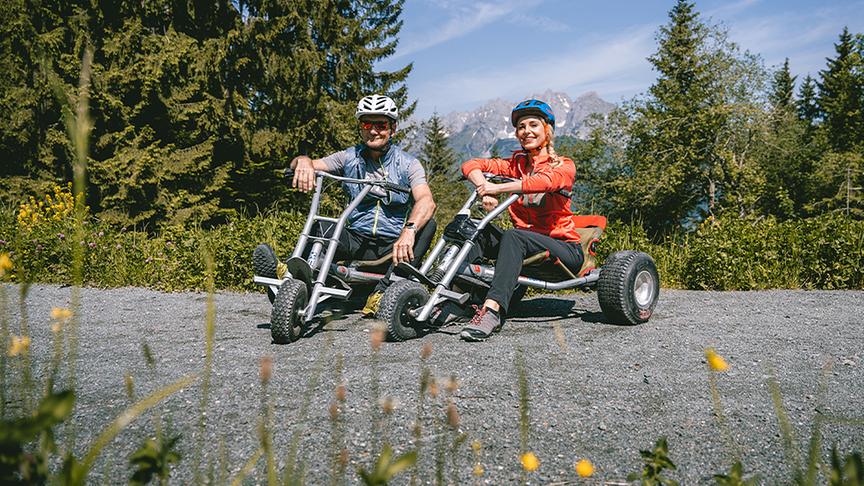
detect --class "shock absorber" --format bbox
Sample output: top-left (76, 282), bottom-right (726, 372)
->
top-left (307, 241), bottom-right (323, 270)
top-left (429, 243), bottom-right (459, 282)
top-left (467, 263), bottom-right (495, 282)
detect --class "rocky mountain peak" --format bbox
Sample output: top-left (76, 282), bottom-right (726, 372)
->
top-left (404, 91), bottom-right (615, 158)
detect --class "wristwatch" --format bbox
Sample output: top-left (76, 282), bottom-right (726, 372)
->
top-left (404, 222), bottom-right (416, 232)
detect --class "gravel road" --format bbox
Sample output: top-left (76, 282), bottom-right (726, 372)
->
top-left (7, 283), bottom-right (864, 484)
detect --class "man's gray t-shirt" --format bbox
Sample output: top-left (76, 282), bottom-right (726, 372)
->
top-left (320, 148), bottom-right (427, 197)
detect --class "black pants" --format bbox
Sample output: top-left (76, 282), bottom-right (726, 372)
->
top-left (470, 226), bottom-right (583, 315)
top-left (311, 219), bottom-right (437, 292)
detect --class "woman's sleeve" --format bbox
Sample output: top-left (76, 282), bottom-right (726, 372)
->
top-left (521, 157), bottom-right (575, 193)
top-left (460, 157), bottom-right (514, 178)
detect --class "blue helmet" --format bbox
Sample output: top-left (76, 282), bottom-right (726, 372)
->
top-left (511, 99), bottom-right (555, 128)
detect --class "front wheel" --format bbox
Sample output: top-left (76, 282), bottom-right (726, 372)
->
top-left (378, 280), bottom-right (430, 342)
top-left (271, 278), bottom-right (308, 343)
top-left (597, 251), bottom-right (659, 325)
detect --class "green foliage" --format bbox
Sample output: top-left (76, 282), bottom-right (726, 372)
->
top-left (797, 76), bottom-right (820, 128)
top-left (0, 0), bottom-right (413, 228)
top-left (795, 213), bottom-right (864, 289)
top-left (807, 151), bottom-right (864, 218)
top-left (817, 28), bottom-right (864, 153)
top-left (714, 462), bottom-right (759, 486)
top-left (0, 200), bottom-right (306, 291)
top-left (609, 1), bottom-right (769, 234)
top-left (418, 113), bottom-right (458, 182)
top-left (0, 390), bottom-right (75, 483)
top-left (829, 447), bottom-right (864, 486)
top-left (769, 59), bottom-right (797, 111)
top-left (683, 213), bottom-right (864, 290)
top-left (628, 437), bottom-right (679, 486)
top-left (129, 433), bottom-right (181, 486)
top-left (684, 216), bottom-right (798, 290)
top-left (358, 444), bottom-right (417, 486)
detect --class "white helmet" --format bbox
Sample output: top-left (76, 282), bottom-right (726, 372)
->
top-left (355, 94), bottom-right (399, 121)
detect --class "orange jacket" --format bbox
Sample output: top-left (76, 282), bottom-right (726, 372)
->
top-left (462, 151), bottom-right (597, 242)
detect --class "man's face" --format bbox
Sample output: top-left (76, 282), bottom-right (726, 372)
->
top-left (359, 115), bottom-right (393, 151)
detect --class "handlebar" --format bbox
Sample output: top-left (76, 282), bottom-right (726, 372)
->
top-left (480, 172), bottom-right (572, 199)
top-left (284, 168), bottom-right (410, 194)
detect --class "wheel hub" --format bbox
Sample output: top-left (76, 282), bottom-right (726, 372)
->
top-left (633, 270), bottom-right (656, 307)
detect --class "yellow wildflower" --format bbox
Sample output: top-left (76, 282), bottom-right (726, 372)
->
top-left (8, 336), bottom-right (31, 357)
top-left (705, 348), bottom-right (729, 372)
top-left (576, 458), bottom-right (594, 477)
top-left (471, 440), bottom-right (482, 453)
top-left (520, 452), bottom-right (539, 472)
top-left (51, 307), bottom-right (73, 321)
top-left (473, 463), bottom-right (484, 476)
top-left (0, 253), bottom-right (12, 277)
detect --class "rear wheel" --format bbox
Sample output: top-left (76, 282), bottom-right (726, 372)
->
top-left (597, 251), bottom-right (659, 325)
top-left (271, 279), bottom-right (308, 343)
top-left (378, 280), bottom-right (429, 342)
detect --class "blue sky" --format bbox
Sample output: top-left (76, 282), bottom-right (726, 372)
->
top-left (376, 0), bottom-right (864, 118)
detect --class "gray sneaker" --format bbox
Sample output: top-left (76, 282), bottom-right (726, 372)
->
top-left (460, 307), bottom-right (503, 341)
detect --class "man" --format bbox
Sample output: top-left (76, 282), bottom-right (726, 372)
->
top-left (254, 94), bottom-right (437, 317)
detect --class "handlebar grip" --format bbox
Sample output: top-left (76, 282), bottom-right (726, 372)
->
top-left (383, 182), bottom-right (411, 194)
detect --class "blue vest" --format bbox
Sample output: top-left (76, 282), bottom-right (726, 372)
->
top-left (341, 144), bottom-right (415, 239)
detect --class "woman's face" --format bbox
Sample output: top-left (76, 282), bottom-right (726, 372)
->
top-left (515, 116), bottom-right (547, 152)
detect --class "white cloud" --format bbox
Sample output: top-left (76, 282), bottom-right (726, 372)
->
top-left (412, 24), bottom-right (656, 114)
top-left (392, 0), bottom-right (543, 60)
top-left (721, 3), bottom-right (864, 75)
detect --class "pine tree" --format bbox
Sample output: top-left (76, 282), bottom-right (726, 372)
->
top-left (769, 58), bottom-right (796, 112)
top-left (797, 75), bottom-right (820, 127)
top-left (613, 0), bottom-right (767, 233)
top-left (817, 27), bottom-right (864, 153)
top-left (418, 114), bottom-right (457, 182)
top-left (0, 0), bottom-right (414, 227)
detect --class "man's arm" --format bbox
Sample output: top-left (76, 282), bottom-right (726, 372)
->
top-left (290, 155), bottom-right (334, 193)
top-left (391, 183), bottom-right (436, 264)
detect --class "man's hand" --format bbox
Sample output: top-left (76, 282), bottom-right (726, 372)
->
top-left (481, 195), bottom-right (499, 212)
top-left (291, 156), bottom-right (316, 192)
top-left (392, 228), bottom-right (416, 265)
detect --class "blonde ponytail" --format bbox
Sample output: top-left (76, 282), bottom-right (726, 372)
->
top-left (543, 122), bottom-right (562, 167)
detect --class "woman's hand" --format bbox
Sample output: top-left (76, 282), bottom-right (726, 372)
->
top-left (475, 181), bottom-right (501, 197)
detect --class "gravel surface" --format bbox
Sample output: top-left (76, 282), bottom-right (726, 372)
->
top-left (6, 283), bottom-right (864, 484)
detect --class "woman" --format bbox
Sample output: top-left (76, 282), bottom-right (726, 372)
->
top-left (459, 99), bottom-right (585, 341)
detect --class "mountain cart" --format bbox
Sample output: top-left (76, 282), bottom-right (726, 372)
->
top-left (253, 170), bottom-right (411, 343)
top-left (378, 174), bottom-right (660, 341)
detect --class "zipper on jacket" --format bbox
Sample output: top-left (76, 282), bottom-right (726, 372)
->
top-left (372, 201), bottom-right (381, 236)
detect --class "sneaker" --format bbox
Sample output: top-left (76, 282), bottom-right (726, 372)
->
top-left (460, 306), bottom-right (503, 341)
top-left (361, 291), bottom-right (383, 317)
top-left (253, 244), bottom-right (287, 279)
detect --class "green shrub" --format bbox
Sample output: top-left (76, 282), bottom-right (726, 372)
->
top-left (684, 216), bottom-right (804, 290)
top-left (796, 214), bottom-right (864, 289)
top-left (682, 215), bottom-right (864, 290)
top-left (2, 190), bottom-right (863, 292)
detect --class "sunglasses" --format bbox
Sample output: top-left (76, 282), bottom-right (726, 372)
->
top-left (359, 121), bottom-right (391, 131)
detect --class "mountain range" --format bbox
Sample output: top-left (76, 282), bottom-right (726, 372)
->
top-left (403, 90), bottom-right (616, 158)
